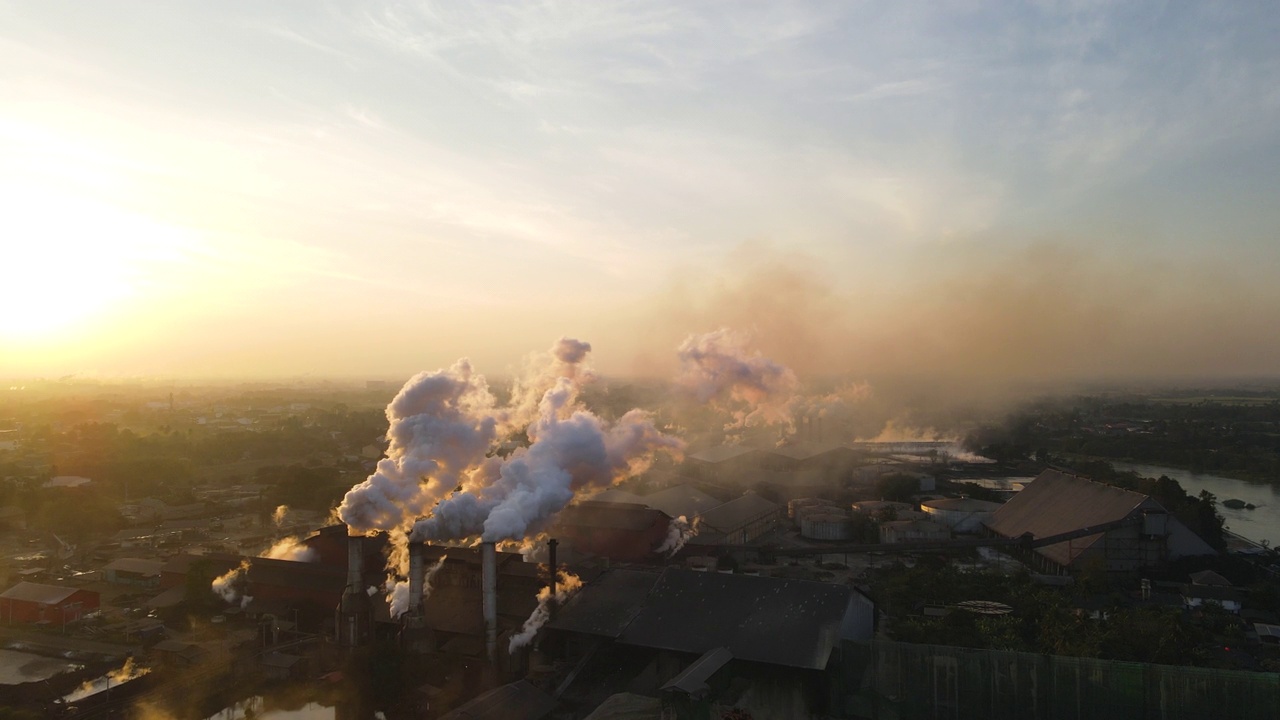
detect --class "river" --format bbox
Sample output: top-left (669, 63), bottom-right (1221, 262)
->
top-left (1110, 462), bottom-right (1280, 547)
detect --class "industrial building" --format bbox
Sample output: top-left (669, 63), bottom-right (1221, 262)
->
top-left (550, 501), bottom-right (673, 561)
top-left (691, 493), bottom-right (782, 546)
top-left (547, 566), bottom-right (874, 717)
top-left (0, 581), bottom-right (99, 625)
top-left (103, 558), bottom-right (164, 587)
top-left (983, 469), bottom-right (1217, 574)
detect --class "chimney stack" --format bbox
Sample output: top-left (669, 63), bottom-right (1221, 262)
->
top-left (548, 538), bottom-right (560, 618)
top-left (481, 541), bottom-right (498, 667)
top-left (408, 541), bottom-right (425, 616)
top-left (338, 527), bottom-right (371, 648)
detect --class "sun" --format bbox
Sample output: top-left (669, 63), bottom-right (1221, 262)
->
top-left (0, 183), bottom-right (178, 343)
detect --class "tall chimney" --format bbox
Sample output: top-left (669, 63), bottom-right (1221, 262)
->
top-left (548, 538), bottom-right (559, 601)
top-left (481, 541), bottom-right (497, 666)
top-left (408, 541), bottom-right (425, 617)
top-left (346, 529), bottom-right (364, 590)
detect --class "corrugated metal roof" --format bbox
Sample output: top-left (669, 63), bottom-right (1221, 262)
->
top-left (0, 582), bottom-right (78, 605)
top-left (698, 493), bottom-right (780, 534)
top-left (922, 498), bottom-right (1003, 512)
top-left (552, 567), bottom-right (867, 670)
top-left (642, 485), bottom-right (723, 520)
top-left (983, 470), bottom-right (1148, 566)
top-left (661, 647), bottom-right (733, 694)
top-left (546, 569), bottom-right (660, 637)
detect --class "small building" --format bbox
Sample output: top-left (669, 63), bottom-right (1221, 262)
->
top-left (104, 558), bottom-right (164, 587)
top-left (0, 582), bottom-right (99, 625)
top-left (920, 497), bottom-right (1004, 533)
top-left (260, 652), bottom-right (307, 681)
top-left (879, 519), bottom-right (951, 544)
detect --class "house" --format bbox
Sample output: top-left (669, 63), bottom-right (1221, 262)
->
top-left (0, 582), bottom-right (99, 625)
top-left (983, 470), bottom-right (1216, 575)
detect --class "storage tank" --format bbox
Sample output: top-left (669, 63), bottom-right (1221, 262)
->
top-left (801, 512), bottom-right (856, 541)
top-left (920, 497), bottom-right (1004, 533)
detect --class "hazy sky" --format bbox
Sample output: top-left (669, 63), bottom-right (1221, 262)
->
top-left (2, 2), bottom-right (1278, 382)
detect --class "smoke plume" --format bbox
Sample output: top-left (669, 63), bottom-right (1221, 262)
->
top-left (211, 560), bottom-right (252, 609)
top-left (676, 329), bottom-right (799, 431)
top-left (655, 515), bottom-right (700, 557)
top-left (272, 505), bottom-right (289, 527)
top-left (508, 570), bottom-right (583, 652)
top-left (411, 376), bottom-right (683, 542)
top-left (261, 536), bottom-right (318, 562)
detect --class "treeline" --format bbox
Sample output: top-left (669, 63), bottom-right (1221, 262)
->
top-left (966, 397), bottom-right (1280, 480)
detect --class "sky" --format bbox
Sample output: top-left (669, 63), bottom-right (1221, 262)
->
top-left (2, 1), bottom-right (1278, 384)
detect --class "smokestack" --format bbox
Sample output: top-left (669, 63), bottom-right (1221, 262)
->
top-left (347, 528), bottom-right (363, 589)
top-left (408, 541), bottom-right (425, 616)
top-left (548, 538), bottom-right (559, 612)
top-left (482, 541), bottom-right (497, 667)
top-left (339, 527), bottom-right (370, 648)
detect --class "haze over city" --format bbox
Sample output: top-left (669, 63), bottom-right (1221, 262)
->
top-left (4, 2), bottom-right (1279, 382)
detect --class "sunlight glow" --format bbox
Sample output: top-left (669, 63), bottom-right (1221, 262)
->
top-left (0, 182), bottom-right (195, 341)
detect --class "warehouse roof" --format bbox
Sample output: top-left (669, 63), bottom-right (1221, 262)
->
top-left (551, 567), bottom-right (870, 670)
top-left (587, 488), bottom-right (648, 505)
top-left (0, 582), bottom-right (79, 605)
top-left (698, 494), bottom-right (780, 534)
top-left (983, 470), bottom-right (1187, 567)
top-left (642, 485), bottom-right (722, 520)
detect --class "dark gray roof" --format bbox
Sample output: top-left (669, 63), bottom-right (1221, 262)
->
top-left (546, 569), bottom-right (661, 637)
top-left (438, 679), bottom-right (555, 720)
top-left (1190, 570), bottom-right (1232, 586)
top-left (642, 485), bottom-right (723, 520)
top-left (698, 494), bottom-right (780, 534)
top-left (661, 647), bottom-right (733, 695)
top-left (552, 567), bottom-right (867, 670)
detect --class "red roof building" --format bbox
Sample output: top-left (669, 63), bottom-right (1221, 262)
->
top-left (0, 582), bottom-right (99, 625)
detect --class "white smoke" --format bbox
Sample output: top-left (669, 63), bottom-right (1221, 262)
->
top-left (411, 376), bottom-right (683, 543)
top-left (211, 560), bottom-right (252, 609)
top-left (385, 577), bottom-right (409, 619)
top-left (261, 536), bottom-right (319, 562)
top-left (272, 505), bottom-right (289, 526)
top-left (655, 515), bottom-right (700, 557)
top-left (676, 329), bottom-right (799, 430)
top-left (508, 570), bottom-right (583, 653)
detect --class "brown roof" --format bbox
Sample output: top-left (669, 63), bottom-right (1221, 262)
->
top-left (0, 582), bottom-right (79, 605)
top-left (983, 469), bottom-right (1150, 566)
top-left (698, 493), bottom-right (780, 534)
